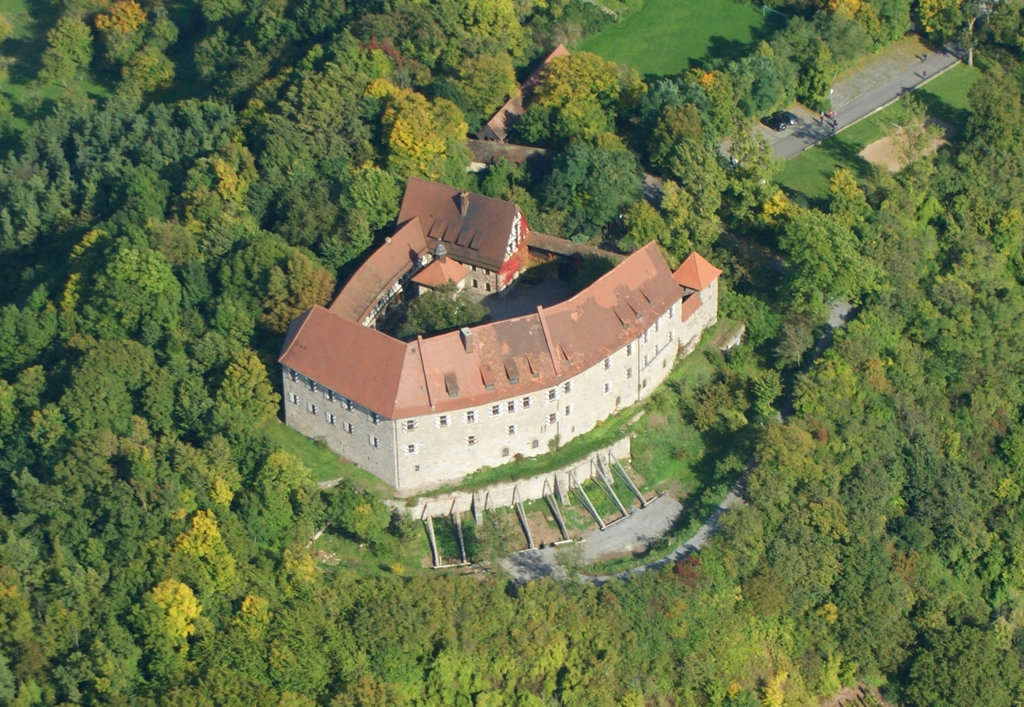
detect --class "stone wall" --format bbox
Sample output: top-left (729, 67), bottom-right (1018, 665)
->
top-left (281, 373), bottom-right (400, 487)
top-left (281, 285), bottom-right (716, 492)
top-left (395, 436), bottom-right (632, 519)
top-left (392, 302), bottom-right (683, 493)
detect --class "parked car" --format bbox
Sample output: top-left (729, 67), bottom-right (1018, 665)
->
top-left (762, 111), bottom-right (800, 131)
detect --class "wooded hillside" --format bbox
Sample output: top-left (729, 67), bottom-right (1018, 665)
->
top-left (1, 0), bottom-right (1023, 703)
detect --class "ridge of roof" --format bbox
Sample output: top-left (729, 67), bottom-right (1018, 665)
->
top-left (673, 251), bottom-right (722, 290)
top-left (397, 179), bottom-right (519, 271)
top-left (281, 240), bottom-right (718, 419)
top-left (279, 306), bottom-right (412, 418)
top-left (329, 218), bottom-right (428, 321)
top-left (536, 305), bottom-right (560, 377)
top-left (410, 256), bottom-right (469, 288)
top-left (478, 44), bottom-right (570, 141)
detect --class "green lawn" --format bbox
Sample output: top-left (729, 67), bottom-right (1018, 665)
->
top-left (577, 0), bottom-right (767, 76)
top-left (777, 63), bottom-right (981, 202)
top-left (0, 0), bottom-right (111, 139)
top-left (261, 420), bottom-right (390, 490)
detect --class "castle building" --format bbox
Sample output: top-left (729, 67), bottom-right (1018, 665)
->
top-left (278, 180), bottom-right (721, 493)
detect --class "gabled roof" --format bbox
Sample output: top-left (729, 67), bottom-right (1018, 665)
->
top-left (281, 242), bottom-right (719, 419)
top-left (389, 241), bottom-right (682, 416)
top-left (410, 256), bottom-right (469, 289)
top-left (329, 219), bottom-right (428, 322)
top-left (673, 252), bottom-right (722, 291)
top-left (280, 307), bottom-right (426, 417)
top-left (397, 178), bottom-right (519, 271)
top-left (478, 44), bottom-right (569, 142)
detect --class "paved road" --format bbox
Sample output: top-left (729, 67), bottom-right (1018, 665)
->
top-left (498, 486), bottom-right (744, 584)
top-left (762, 47), bottom-right (961, 160)
top-left (498, 301), bottom-right (857, 585)
top-left (499, 494), bottom-right (684, 582)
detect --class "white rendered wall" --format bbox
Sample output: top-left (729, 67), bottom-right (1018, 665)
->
top-left (283, 282), bottom-right (718, 492)
top-left (392, 299), bottom-right (686, 493)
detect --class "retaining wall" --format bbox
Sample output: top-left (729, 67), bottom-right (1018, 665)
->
top-left (393, 436), bottom-right (632, 519)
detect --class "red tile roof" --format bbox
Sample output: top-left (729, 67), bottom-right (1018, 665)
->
top-left (282, 241), bottom-right (679, 418)
top-left (673, 252), bottom-right (722, 290)
top-left (280, 307), bottom-right (427, 416)
top-left (478, 45), bottom-right (569, 141)
top-left (410, 257), bottom-right (469, 288)
top-left (397, 178), bottom-right (520, 272)
top-left (329, 219), bottom-right (428, 322)
top-left (679, 292), bottom-right (703, 320)
top-left (282, 240), bottom-right (719, 419)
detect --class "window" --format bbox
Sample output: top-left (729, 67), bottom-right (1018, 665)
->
top-left (563, 381), bottom-right (572, 394)
top-left (473, 279), bottom-right (479, 288)
top-left (467, 435), bottom-right (478, 446)
top-left (404, 444), bottom-right (418, 455)
top-left (438, 415), bottom-right (449, 428)
top-left (643, 353), bottom-right (649, 366)
top-left (289, 370), bottom-right (298, 382)
top-left (369, 435), bottom-right (380, 448)
top-left (466, 410), bottom-right (476, 423)
top-left (367, 412), bottom-right (380, 425)
top-left (547, 388), bottom-right (557, 401)
top-left (531, 439), bottom-right (539, 449)
top-left (663, 359), bottom-right (668, 368)
top-left (604, 382), bottom-right (611, 393)
top-left (326, 413), bottom-right (337, 425)
top-left (626, 367), bottom-right (633, 379)
top-left (490, 404), bottom-right (501, 417)
top-left (522, 396), bottom-right (531, 409)
top-left (507, 424), bottom-right (516, 435)
top-left (287, 392), bottom-right (299, 404)
top-left (604, 357), bottom-right (611, 370)
top-left (343, 421), bottom-right (354, 434)
top-left (669, 303), bottom-right (676, 317)
top-left (309, 380), bottom-right (317, 392)
top-left (485, 283), bottom-right (492, 292)
top-left (668, 330), bottom-right (674, 342)
top-left (616, 396), bottom-right (622, 407)
top-left (626, 343), bottom-right (633, 356)
top-left (502, 447), bottom-right (510, 457)
top-left (564, 405), bottom-right (571, 417)
top-left (404, 419), bottom-right (417, 431)
top-left (308, 403), bottom-right (318, 415)
top-left (345, 399), bottom-right (354, 411)
top-left (548, 412), bottom-right (557, 424)
top-left (643, 330), bottom-right (649, 343)
top-left (507, 401), bottom-right (515, 413)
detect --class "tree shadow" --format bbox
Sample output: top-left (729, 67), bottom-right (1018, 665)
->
top-left (914, 88), bottom-right (969, 134)
top-left (1, 0), bottom-right (61, 88)
top-left (816, 134), bottom-right (874, 182)
top-left (703, 35), bottom-right (754, 65)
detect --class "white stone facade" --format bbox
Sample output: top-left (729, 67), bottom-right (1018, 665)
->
top-left (281, 284), bottom-right (717, 493)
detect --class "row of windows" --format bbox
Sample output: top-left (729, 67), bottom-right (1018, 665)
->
top-left (293, 321), bottom-right (679, 430)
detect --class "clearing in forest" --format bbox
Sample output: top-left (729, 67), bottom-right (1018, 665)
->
top-left (577, 0), bottom-right (768, 76)
top-left (858, 122), bottom-right (948, 173)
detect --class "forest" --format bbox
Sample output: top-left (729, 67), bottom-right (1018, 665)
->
top-left (1, 0), bottom-right (1024, 703)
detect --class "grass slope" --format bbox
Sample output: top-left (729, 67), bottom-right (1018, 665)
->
top-left (577, 0), bottom-right (767, 76)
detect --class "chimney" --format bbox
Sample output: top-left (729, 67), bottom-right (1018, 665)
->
top-left (459, 191), bottom-right (470, 217)
top-left (460, 327), bottom-right (473, 354)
